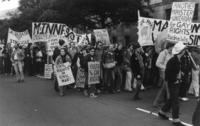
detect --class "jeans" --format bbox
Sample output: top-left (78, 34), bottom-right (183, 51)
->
top-left (161, 83), bottom-right (180, 119)
top-left (114, 66), bottom-right (123, 91)
top-left (13, 61), bottom-right (24, 81)
top-left (103, 68), bottom-right (115, 91)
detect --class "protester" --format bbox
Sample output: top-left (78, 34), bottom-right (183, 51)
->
top-left (54, 48), bottom-right (72, 96)
top-left (153, 42), bottom-right (174, 108)
top-left (11, 44), bottom-right (25, 83)
top-left (188, 64), bottom-right (200, 99)
top-left (0, 46), bottom-right (4, 74)
top-left (130, 44), bottom-right (145, 100)
top-left (158, 42), bottom-right (186, 126)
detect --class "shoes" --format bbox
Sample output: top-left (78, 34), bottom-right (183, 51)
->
top-left (179, 97), bottom-right (189, 101)
top-left (158, 112), bottom-right (169, 120)
top-left (173, 122), bottom-right (186, 126)
top-left (89, 93), bottom-right (98, 98)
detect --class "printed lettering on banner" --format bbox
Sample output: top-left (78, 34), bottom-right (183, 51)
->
top-left (55, 63), bottom-right (75, 86)
top-left (44, 64), bottom-right (53, 79)
top-left (88, 62), bottom-right (100, 85)
top-left (138, 17), bottom-right (169, 46)
top-left (93, 29), bottom-right (110, 45)
top-left (7, 28), bottom-right (32, 48)
top-left (76, 68), bottom-right (86, 88)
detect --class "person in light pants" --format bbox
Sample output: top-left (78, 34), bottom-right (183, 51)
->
top-left (11, 45), bottom-right (25, 83)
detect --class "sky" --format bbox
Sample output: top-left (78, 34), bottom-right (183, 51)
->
top-left (0, 0), bottom-right (20, 12)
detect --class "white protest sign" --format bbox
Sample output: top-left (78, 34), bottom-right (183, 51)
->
top-left (88, 62), bottom-right (100, 85)
top-left (138, 17), bottom-right (169, 46)
top-left (76, 68), bottom-right (86, 88)
top-left (7, 28), bottom-right (32, 48)
top-left (55, 63), bottom-right (75, 86)
top-left (168, 2), bottom-right (195, 44)
top-left (170, 2), bottom-right (195, 23)
top-left (44, 64), bottom-right (53, 79)
top-left (188, 23), bottom-right (200, 46)
top-left (94, 29), bottom-right (110, 45)
top-left (46, 38), bottom-right (59, 56)
top-left (0, 44), bottom-right (4, 53)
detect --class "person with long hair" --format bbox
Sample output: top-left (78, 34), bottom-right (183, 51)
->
top-left (54, 48), bottom-right (72, 96)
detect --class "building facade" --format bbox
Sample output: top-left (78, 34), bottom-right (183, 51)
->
top-left (149, 0), bottom-right (200, 22)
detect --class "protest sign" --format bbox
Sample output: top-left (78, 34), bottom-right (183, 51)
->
top-left (93, 29), bottom-right (110, 45)
top-left (76, 68), bottom-right (86, 88)
top-left (44, 64), bottom-right (53, 79)
top-left (168, 2), bottom-right (195, 44)
top-left (46, 38), bottom-right (59, 56)
top-left (188, 23), bottom-right (200, 46)
top-left (55, 63), bottom-right (75, 86)
top-left (32, 22), bottom-right (91, 45)
top-left (88, 62), bottom-right (100, 85)
top-left (170, 2), bottom-right (195, 23)
top-left (138, 17), bottom-right (169, 46)
top-left (0, 44), bottom-right (4, 53)
top-left (7, 28), bottom-right (31, 48)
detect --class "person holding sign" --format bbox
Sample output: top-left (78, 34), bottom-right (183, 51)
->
top-left (11, 44), bottom-right (25, 83)
top-left (54, 48), bottom-right (72, 96)
top-left (158, 42), bottom-right (186, 126)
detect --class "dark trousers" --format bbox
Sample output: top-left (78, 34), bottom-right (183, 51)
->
top-left (179, 74), bottom-right (191, 97)
top-left (161, 83), bottom-right (180, 119)
top-left (103, 68), bottom-right (115, 91)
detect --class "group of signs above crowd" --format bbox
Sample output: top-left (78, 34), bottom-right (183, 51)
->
top-left (6, 22), bottom-right (111, 56)
top-left (138, 2), bottom-right (200, 47)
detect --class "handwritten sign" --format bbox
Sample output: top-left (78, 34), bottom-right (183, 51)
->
top-left (88, 62), bottom-right (100, 85)
top-left (76, 68), bottom-right (86, 88)
top-left (7, 28), bottom-right (31, 48)
top-left (138, 17), bottom-right (169, 46)
top-left (44, 64), bottom-right (53, 79)
top-left (170, 2), bottom-right (195, 23)
top-left (46, 38), bottom-right (60, 56)
top-left (55, 63), bottom-right (75, 86)
top-left (94, 29), bottom-right (110, 45)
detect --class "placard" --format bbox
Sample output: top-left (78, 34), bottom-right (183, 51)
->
top-left (46, 38), bottom-right (59, 56)
top-left (88, 62), bottom-right (100, 85)
top-left (170, 2), bottom-right (195, 23)
top-left (138, 17), bottom-right (169, 46)
top-left (55, 63), bottom-right (75, 86)
top-left (76, 68), bottom-right (86, 88)
top-left (7, 28), bottom-right (31, 48)
top-left (93, 29), bottom-right (110, 45)
top-left (44, 64), bottom-right (53, 79)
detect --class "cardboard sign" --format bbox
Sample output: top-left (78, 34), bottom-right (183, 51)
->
top-left (55, 63), bottom-right (75, 86)
top-left (138, 17), bottom-right (169, 46)
top-left (88, 62), bottom-right (100, 85)
top-left (189, 23), bottom-right (200, 46)
top-left (46, 38), bottom-right (60, 56)
top-left (44, 64), bottom-right (53, 79)
top-left (7, 28), bottom-right (31, 48)
top-left (0, 44), bottom-right (4, 53)
top-left (170, 2), bottom-right (195, 23)
top-left (94, 29), bottom-right (110, 45)
top-left (32, 22), bottom-right (91, 45)
top-left (76, 68), bottom-right (86, 88)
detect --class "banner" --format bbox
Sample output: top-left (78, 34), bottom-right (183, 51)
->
top-left (76, 68), bottom-right (86, 88)
top-left (170, 2), bottom-right (195, 23)
top-left (189, 23), bottom-right (200, 46)
top-left (32, 22), bottom-right (91, 46)
top-left (55, 63), bottom-right (75, 86)
top-left (88, 62), bottom-right (100, 85)
top-left (7, 28), bottom-right (31, 48)
top-left (44, 64), bottom-right (53, 79)
top-left (138, 17), bottom-right (169, 46)
top-left (93, 29), bottom-right (110, 45)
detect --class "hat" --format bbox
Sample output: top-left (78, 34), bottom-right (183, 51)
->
top-left (172, 42), bottom-right (186, 55)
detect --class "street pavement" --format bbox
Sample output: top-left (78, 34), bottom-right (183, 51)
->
top-left (0, 75), bottom-right (197, 126)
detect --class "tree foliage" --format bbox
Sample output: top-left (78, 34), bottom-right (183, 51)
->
top-left (0, 0), bottom-right (151, 39)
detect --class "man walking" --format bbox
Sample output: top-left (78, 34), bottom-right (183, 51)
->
top-left (158, 42), bottom-right (186, 126)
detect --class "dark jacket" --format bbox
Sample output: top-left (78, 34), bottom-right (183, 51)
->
top-left (193, 101), bottom-right (200, 126)
top-left (165, 56), bottom-right (181, 84)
